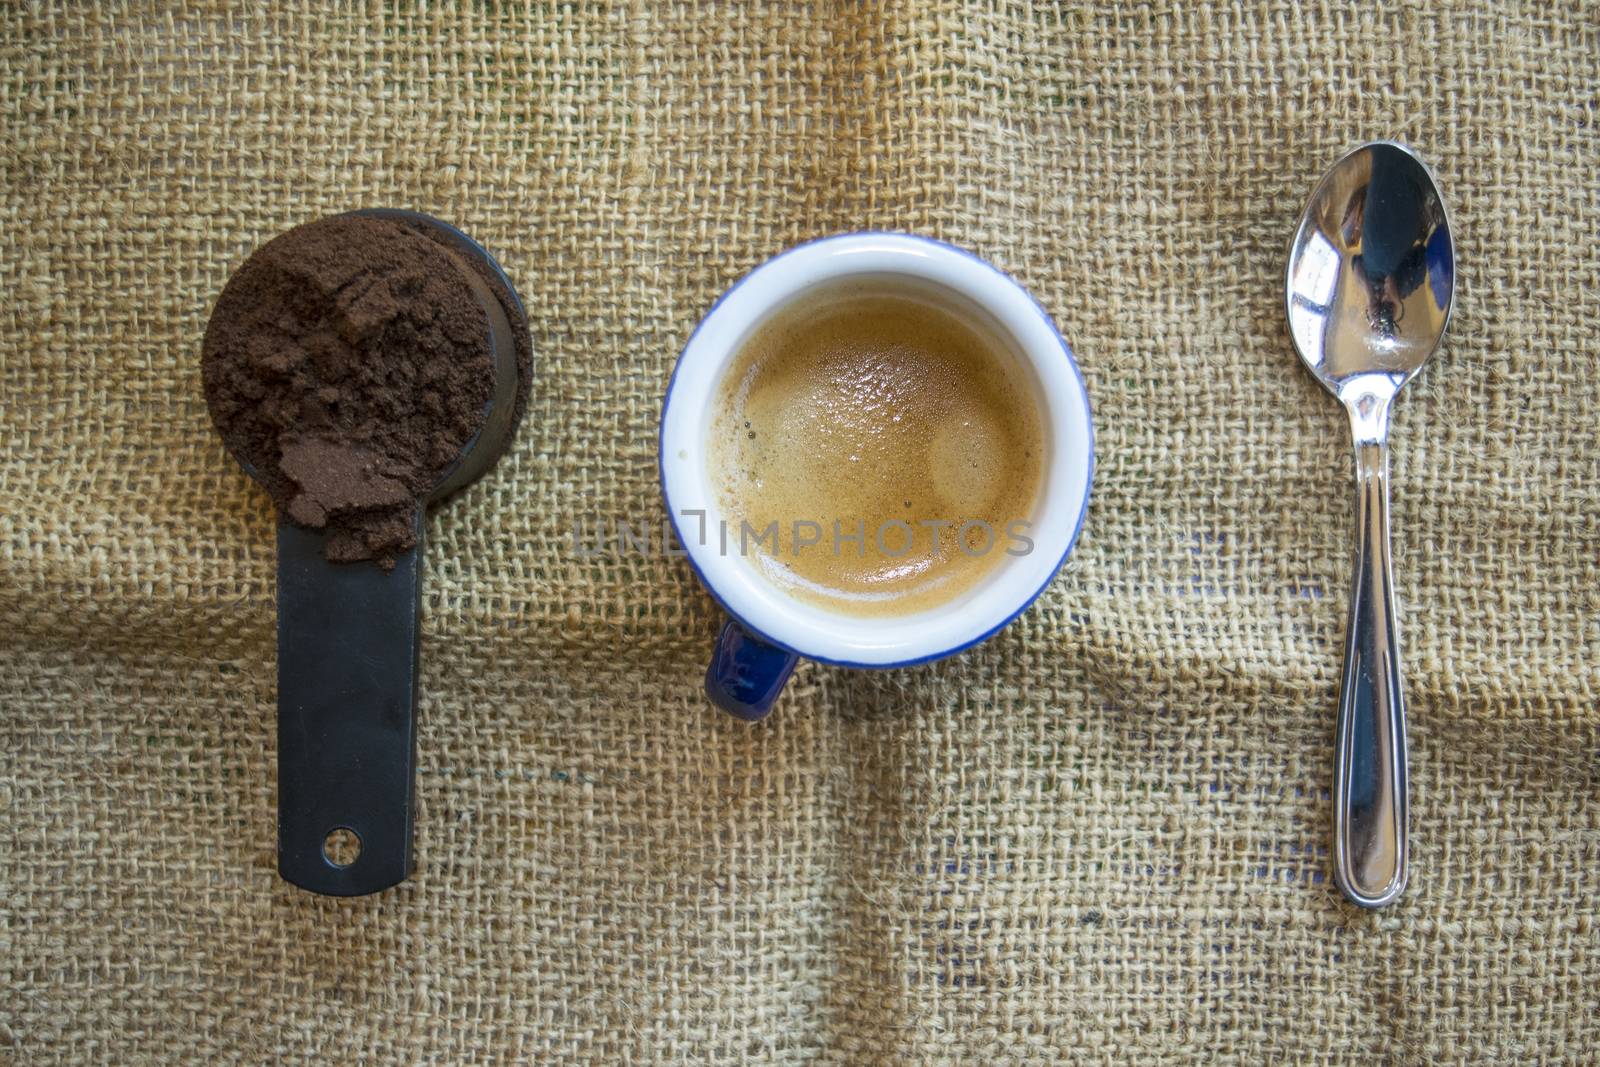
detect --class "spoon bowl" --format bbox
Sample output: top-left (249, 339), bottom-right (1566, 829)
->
top-left (1287, 141), bottom-right (1455, 407)
top-left (1284, 141), bottom-right (1454, 908)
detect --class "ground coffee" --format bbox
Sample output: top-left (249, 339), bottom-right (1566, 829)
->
top-left (202, 214), bottom-right (512, 566)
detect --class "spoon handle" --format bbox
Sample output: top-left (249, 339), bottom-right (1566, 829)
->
top-left (1333, 434), bottom-right (1409, 908)
top-left (276, 516), bottom-right (423, 896)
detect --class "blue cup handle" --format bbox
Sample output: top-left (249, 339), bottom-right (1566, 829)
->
top-left (705, 619), bottom-right (800, 721)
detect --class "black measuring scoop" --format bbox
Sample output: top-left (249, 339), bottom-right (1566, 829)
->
top-left (206, 210), bottom-right (528, 896)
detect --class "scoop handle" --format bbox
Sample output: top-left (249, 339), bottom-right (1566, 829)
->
top-left (1332, 435), bottom-right (1409, 908)
top-left (276, 516), bottom-right (423, 896)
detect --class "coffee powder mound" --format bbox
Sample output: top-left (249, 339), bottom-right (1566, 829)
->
top-left (202, 214), bottom-right (495, 566)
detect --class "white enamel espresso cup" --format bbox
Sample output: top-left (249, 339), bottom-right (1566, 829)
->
top-left (660, 233), bottom-right (1093, 720)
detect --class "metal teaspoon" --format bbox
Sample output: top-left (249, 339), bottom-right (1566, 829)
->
top-left (1284, 141), bottom-right (1456, 908)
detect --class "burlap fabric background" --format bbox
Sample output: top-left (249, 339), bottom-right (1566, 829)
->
top-left (3, 2), bottom-right (1597, 1063)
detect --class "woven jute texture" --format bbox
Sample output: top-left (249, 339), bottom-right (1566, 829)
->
top-left (3, 2), bottom-right (1598, 1063)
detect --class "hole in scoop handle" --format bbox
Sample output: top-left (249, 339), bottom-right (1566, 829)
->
top-left (276, 516), bottom-right (423, 896)
top-left (705, 619), bottom-right (798, 722)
